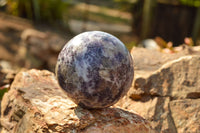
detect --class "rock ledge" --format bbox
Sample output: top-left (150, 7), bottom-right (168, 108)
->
top-left (0, 69), bottom-right (155, 133)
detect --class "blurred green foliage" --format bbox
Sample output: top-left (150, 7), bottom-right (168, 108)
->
top-left (180, 0), bottom-right (200, 7)
top-left (113, 0), bottom-right (138, 11)
top-left (69, 9), bottom-right (130, 25)
top-left (6, 0), bottom-right (72, 24)
top-left (0, 86), bottom-right (8, 100)
top-left (114, 0), bottom-right (200, 9)
top-left (125, 41), bottom-right (137, 51)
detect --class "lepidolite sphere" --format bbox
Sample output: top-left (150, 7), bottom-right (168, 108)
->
top-left (56, 31), bottom-right (134, 109)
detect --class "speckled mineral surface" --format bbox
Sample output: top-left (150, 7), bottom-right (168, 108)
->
top-left (56, 31), bottom-right (134, 109)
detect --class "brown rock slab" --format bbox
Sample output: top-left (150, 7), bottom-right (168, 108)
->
top-left (116, 47), bottom-right (200, 133)
top-left (116, 96), bottom-right (177, 133)
top-left (130, 54), bottom-right (200, 100)
top-left (170, 99), bottom-right (200, 133)
top-left (0, 69), bottom-right (155, 133)
top-left (131, 46), bottom-right (200, 77)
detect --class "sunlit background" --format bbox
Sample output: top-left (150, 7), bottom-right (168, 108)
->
top-left (0, 0), bottom-right (200, 71)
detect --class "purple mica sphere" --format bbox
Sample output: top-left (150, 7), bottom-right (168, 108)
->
top-left (56, 31), bottom-right (134, 109)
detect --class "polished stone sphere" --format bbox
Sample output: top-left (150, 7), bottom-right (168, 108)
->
top-left (56, 31), bottom-right (134, 109)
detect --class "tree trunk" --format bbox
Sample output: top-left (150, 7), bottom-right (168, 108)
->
top-left (141, 0), bottom-right (157, 39)
top-left (192, 6), bottom-right (200, 45)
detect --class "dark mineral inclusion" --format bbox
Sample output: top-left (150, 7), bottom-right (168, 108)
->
top-left (56, 31), bottom-right (134, 109)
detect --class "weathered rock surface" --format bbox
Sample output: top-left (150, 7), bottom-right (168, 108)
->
top-left (130, 55), bottom-right (200, 99)
top-left (116, 47), bottom-right (200, 133)
top-left (0, 69), bottom-right (155, 133)
top-left (131, 45), bottom-right (200, 77)
top-left (170, 99), bottom-right (200, 133)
